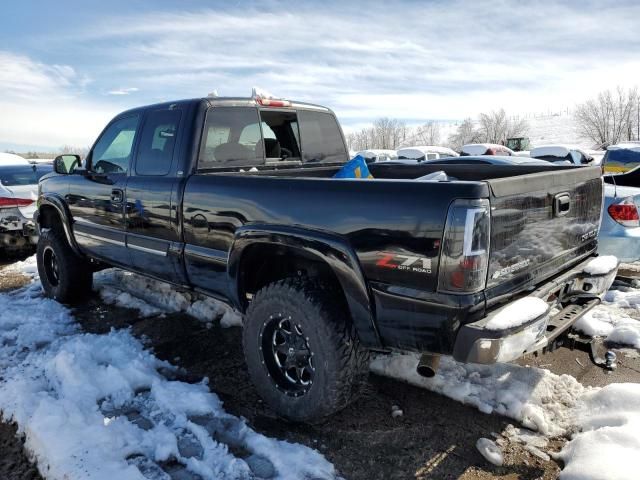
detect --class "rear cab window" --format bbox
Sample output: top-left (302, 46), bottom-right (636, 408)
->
top-left (297, 110), bottom-right (348, 164)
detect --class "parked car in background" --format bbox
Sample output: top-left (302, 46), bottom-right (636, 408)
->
top-left (428, 155), bottom-right (553, 166)
top-left (355, 149), bottom-right (398, 163)
top-left (0, 152), bottom-right (30, 165)
top-left (0, 162), bottom-right (52, 252)
top-left (461, 143), bottom-right (515, 156)
top-left (395, 145), bottom-right (458, 163)
top-left (599, 181), bottom-right (640, 263)
top-left (530, 145), bottom-right (594, 165)
top-left (603, 143), bottom-right (640, 173)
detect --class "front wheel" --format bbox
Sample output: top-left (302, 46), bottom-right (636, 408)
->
top-left (243, 277), bottom-right (369, 422)
top-left (36, 229), bottom-right (93, 303)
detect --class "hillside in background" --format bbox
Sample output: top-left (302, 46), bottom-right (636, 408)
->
top-left (435, 109), bottom-right (591, 150)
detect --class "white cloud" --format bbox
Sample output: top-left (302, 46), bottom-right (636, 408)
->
top-left (3, 1), bottom-right (640, 149)
top-left (78, 1), bottom-right (640, 122)
top-left (0, 51), bottom-right (117, 149)
top-left (106, 87), bottom-right (139, 95)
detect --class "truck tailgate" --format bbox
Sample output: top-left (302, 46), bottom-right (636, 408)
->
top-left (486, 166), bottom-right (603, 300)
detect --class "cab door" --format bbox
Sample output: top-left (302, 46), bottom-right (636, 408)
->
top-left (124, 107), bottom-right (186, 282)
top-left (67, 115), bottom-right (140, 266)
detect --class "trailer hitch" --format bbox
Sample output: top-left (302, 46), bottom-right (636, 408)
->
top-left (565, 332), bottom-right (617, 371)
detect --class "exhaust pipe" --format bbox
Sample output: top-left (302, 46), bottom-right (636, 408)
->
top-left (416, 353), bottom-right (440, 378)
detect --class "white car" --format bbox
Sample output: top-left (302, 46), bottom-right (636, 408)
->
top-left (461, 143), bottom-right (515, 156)
top-left (395, 145), bottom-right (458, 163)
top-left (0, 155), bottom-right (52, 251)
top-left (355, 149), bottom-right (398, 162)
top-left (529, 145), bottom-right (594, 165)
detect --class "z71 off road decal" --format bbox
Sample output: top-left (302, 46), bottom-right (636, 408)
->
top-left (376, 253), bottom-right (432, 274)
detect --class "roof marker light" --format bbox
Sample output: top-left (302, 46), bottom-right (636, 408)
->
top-left (251, 87), bottom-right (291, 107)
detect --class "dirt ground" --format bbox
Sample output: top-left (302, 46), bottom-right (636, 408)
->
top-left (1, 261), bottom-right (639, 479)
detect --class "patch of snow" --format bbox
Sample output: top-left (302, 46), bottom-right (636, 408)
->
top-left (370, 353), bottom-right (584, 435)
top-left (574, 285), bottom-right (640, 348)
top-left (461, 143), bottom-right (514, 156)
top-left (396, 145), bottom-right (458, 159)
top-left (583, 255), bottom-right (618, 275)
top-left (558, 383), bottom-right (640, 480)
top-left (0, 265), bottom-right (336, 479)
top-left (3, 254), bottom-right (38, 277)
top-left (476, 438), bottom-right (503, 466)
top-left (95, 269), bottom-right (243, 327)
top-left (484, 297), bottom-right (548, 331)
top-left (608, 142), bottom-right (640, 152)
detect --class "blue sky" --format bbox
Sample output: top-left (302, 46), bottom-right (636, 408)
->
top-left (2, 0), bottom-right (640, 151)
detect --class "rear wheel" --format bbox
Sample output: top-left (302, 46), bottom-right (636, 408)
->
top-left (243, 277), bottom-right (369, 422)
top-left (37, 229), bottom-right (93, 303)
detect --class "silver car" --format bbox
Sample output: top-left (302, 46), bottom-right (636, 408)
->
top-left (600, 182), bottom-right (640, 263)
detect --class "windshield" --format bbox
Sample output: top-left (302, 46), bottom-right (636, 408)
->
top-left (0, 164), bottom-right (52, 186)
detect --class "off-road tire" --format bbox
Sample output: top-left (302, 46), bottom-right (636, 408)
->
top-left (243, 277), bottom-right (369, 422)
top-left (37, 229), bottom-right (93, 303)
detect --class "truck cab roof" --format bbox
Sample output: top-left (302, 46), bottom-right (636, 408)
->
top-left (115, 97), bottom-right (333, 119)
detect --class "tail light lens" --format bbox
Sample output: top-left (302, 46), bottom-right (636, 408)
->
top-left (438, 199), bottom-right (491, 293)
top-left (608, 198), bottom-right (639, 227)
top-left (0, 197), bottom-right (33, 208)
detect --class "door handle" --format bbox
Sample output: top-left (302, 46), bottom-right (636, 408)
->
top-left (111, 189), bottom-right (124, 204)
top-left (554, 193), bottom-right (571, 217)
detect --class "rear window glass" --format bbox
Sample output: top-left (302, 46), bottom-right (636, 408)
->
top-left (297, 110), bottom-right (347, 164)
top-left (0, 164), bottom-right (52, 186)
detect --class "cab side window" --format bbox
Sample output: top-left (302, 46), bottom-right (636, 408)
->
top-left (136, 110), bottom-right (182, 176)
top-left (198, 107), bottom-right (263, 169)
top-left (91, 115), bottom-right (139, 174)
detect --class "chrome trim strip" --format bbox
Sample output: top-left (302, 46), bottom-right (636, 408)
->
top-left (185, 244), bottom-right (228, 266)
top-left (75, 230), bottom-right (126, 247)
top-left (127, 242), bottom-right (168, 256)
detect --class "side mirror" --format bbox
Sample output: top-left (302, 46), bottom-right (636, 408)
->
top-left (54, 154), bottom-right (81, 175)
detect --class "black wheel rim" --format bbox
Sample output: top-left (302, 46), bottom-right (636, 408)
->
top-left (42, 246), bottom-right (60, 287)
top-left (260, 314), bottom-right (315, 397)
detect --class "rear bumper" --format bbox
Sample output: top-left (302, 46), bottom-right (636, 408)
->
top-left (452, 256), bottom-right (618, 364)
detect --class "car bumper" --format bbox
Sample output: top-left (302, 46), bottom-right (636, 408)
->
top-left (598, 227), bottom-right (640, 263)
top-left (452, 255), bottom-right (618, 364)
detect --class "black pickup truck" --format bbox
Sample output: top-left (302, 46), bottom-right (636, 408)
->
top-left (36, 94), bottom-right (617, 421)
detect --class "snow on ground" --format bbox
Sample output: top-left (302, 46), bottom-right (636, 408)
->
top-left (574, 285), bottom-right (640, 349)
top-left (95, 269), bottom-right (243, 328)
top-left (0, 257), bottom-right (337, 480)
top-left (370, 353), bottom-right (584, 436)
top-left (371, 353), bottom-right (640, 479)
top-left (5, 255), bottom-right (640, 479)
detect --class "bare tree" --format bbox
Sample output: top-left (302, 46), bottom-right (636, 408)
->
top-left (412, 121), bottom-right (441, 145)
top-left (346, 118), bottom-right (408, 151)
top-left (477, 109), bottom-right (528, 144)
top-left (447, 118), bottom-right (481, 151)
top-left (574, 87), bottom-right (639, 146)
top-left (59, 145), bottom-right (90, 159)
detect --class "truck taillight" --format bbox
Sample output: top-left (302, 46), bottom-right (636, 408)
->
top-left (438, 199), bottom-right (491, 293)
top-left (607, 198), bottom-right (639, 227)
top-left (0, 197), bottom-right (33, 208)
